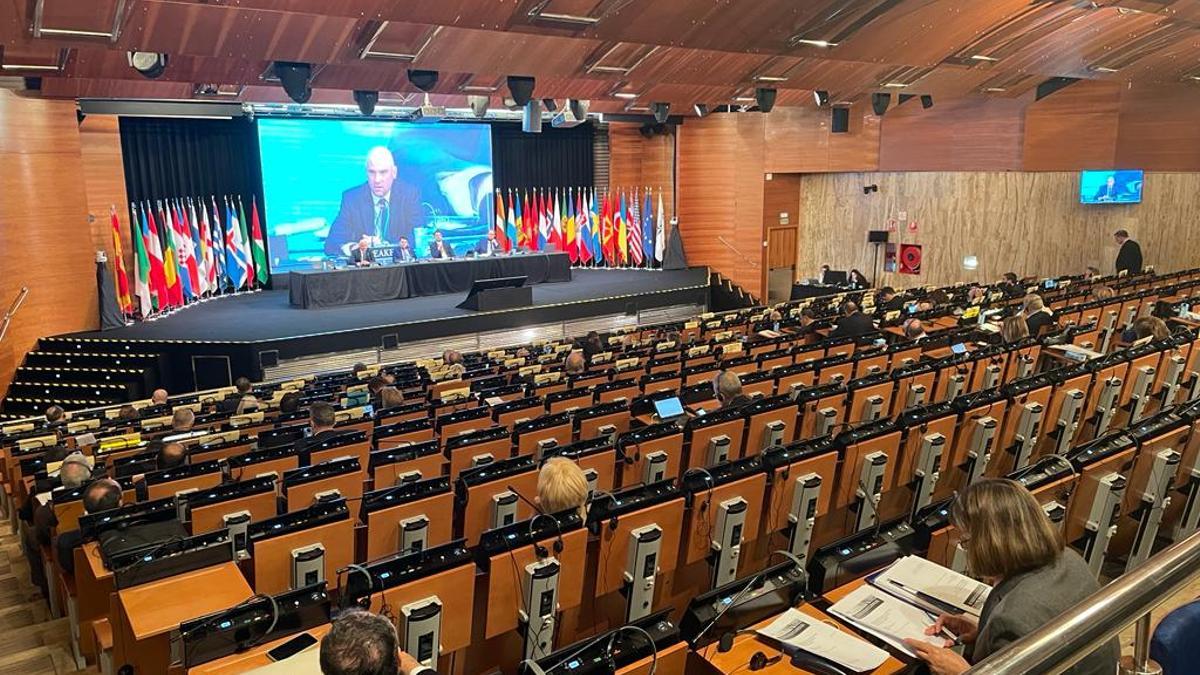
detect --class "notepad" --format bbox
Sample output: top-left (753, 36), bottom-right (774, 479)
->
top-left (756, 608), bottom-right (888, 672)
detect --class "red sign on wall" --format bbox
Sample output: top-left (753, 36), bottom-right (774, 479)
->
top-left (899, 244), bottom-right (923, 275)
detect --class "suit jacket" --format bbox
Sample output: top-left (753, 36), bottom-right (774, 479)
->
top-left (474, 238), bottom-right (502, 256)
top-left (1025, 309), bottom-right (1055, 336)
top-left (972, 550), bottom-right (1119, 674)
top-left (56, 529), bottom-right (84, 577)
top-left (830, 312), bottom-right (876, 339)
top-left (293, 428), bottom-right (348, 462)
top-left (325, 181), bottom-right (425, 256)
top-left (395, 245), bottom-right (416, 263)
top-left (428, 240), bottom-right (455, 259)
top-left (1116, 239), bottom-right (1143, 275)
top-left (350, 247), bottom-right (376, 265)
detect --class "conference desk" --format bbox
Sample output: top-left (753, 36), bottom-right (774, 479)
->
top-left (288, 252), bottom-right (572, 309)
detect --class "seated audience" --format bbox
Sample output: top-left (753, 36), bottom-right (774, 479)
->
top-left (1022, 294), bottom-right (1055, 336)
top-left (1084, 265), bottom-right (1101, 280)
top-left (218, 377), bottom-right (254, 414)
top-left (441, 350), bottom-right (466, 378)
top-left (713, 370), bottom-right (753, 409)
top-left (379, 386), bottom-right (404, 409)
top-left (1128, 316), bottom-right (1170, 343)
top-left (118, 404), bottom-right (139, 421)
top-left (351, 362), bottom-right (368, 377)
top-left (151, 388), bottom-right (169, 405)
top-left (877, 286), bottom-right (903, 311)
top-left (580, 331), bottom-right (603, 359)
top-left (796, 307), bottom-right (819, 336)
top-left (157, 441), bottom-right (187, 470)
top-left (966, 285), bottom-right (987, 305)
top-left (44, 405), bottom-right (65, 425)
top-left (295, 402), bottom-right (343, 457)
top-left (564, 350), bottom-right (586, 376)
top-left (279, 391), bottom-right (301, 414)
top-left (56, 478), bottom-right (123, 578)
top-left (830, 301), bottom-right (876, 339)
top-left (903, 478), bottom-right (1119, 675)
top-left (1000, 316), bottom-right (1030, 344)
top-left (927, 289), bottom-right (950, 307)
top-left (170, 408), bottom-right (195, 433)
top-left (320, 609), bottom-right (434, 675)
top-left (28, 452), bottom-right (92, 596)
top-left (998, 271), bottom-right (1023, 298)
top-left (536, 457), bottom-right (589, 521)
top-left (847, 268), bottom-right (870, 289)
top-left (1090, 285), bottom-right (1115, 302)
top-left (903, 318), bottom-right (928, 342)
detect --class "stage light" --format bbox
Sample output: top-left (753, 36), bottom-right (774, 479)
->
top-left (522, 99), bottom-right (543, 133)
top-left (507, 75), bottom-right (536, 106)
top-left (755, 87), bottom-right (777, 113)
top-left (871, 92), bottom-right (890, 116)
top-left (921, 94), bottom-right (934, 109)
top-left (353, 90), bottom-right (378, 116)
top-left (407, 69), bottom-right (439, 93)
top-left (693, 103), bottom-right (709, 117)
top-left (650, 102), bottom-right (670, 124)
top-left (542, 98), bottom-right (558, 112)
top-left (568, 98), bottom-right (589, 120)
top-left (467, 95), bottom-right (490, 118)
top-left (272, 61), bottom-right (312, 104)
top-left (813, 90), bottom-right (829, 107)
top-left (127, 51), bottom-right (168, 79)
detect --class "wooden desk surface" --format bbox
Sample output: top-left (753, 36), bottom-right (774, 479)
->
top-left (187, 624), bottom-right (331, 674)
top-left (119, 562), bottom-right (253, 640)
top-left (83, 541), bottom-right (112, 580)
top-left (697, 601), bottom-right (907, 675)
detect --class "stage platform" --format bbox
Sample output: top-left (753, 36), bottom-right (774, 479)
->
top-left (52, 268), bottom-right (710, 395)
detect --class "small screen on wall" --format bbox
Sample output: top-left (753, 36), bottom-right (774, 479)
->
top-left (1080, 170), bottom-right (1143, 205)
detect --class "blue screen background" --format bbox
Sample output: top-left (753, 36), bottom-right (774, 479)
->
top-left (1079, 170), bottom-right (1144, 204)
top-left (257, 118), bottom-right (493, 272)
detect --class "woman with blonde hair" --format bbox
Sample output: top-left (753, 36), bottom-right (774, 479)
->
top-left (999, 315), bottom-right (1029, 344)
top-left (536, 457), bottom-right (590, 521)
top-left (904, 479), bottom-right (1119, 674)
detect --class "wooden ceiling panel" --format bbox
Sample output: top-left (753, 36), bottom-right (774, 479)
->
top-left (36, 0), bottom-right (122, 37)
top-left (415, 26), bottom-right (600, 76)
top-left (630, 49), bottom-right (773, 88)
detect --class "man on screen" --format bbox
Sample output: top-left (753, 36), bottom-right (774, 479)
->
top-left (324, 146), bottom-right (426, 256)
top-left (474, 230), bottom-right (502, 257)
top-left (1093, 175), bottom-right (1121, 202)
top-left (428, 230), bottom-right (454, 259)
top-left (350, 235), bottom-right (376, 267)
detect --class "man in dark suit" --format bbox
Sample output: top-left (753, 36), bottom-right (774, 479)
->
top-left (1114, 229), bottom-right (1143, 275)
top-left (1093, 175), bottom-right (1120, 202)
top-left (324, 146), bottom-right (426, 256)
top-left (294, 401), bottom-right (345, 461)
top-left (428, 230), bottom-right (455, 259)
top-left (474, 230), bottom-right (502, 256)
top-left (395, 236), bottom-right (416, 263)
top-left (877, 286), bottom-right (904, 312)
top-left (56, 478), bottom-right (122, 578)
top-left (350, 235), bottom-right (376, 267)
top-left (830, 301), bottom-right (877, 339)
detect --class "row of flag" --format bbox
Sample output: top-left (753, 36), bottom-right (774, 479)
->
top-left (491, 187), bottom-right (667, 267)
top-left (109, 195), bottom-right (269, 319)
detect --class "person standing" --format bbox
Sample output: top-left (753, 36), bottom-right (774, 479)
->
top-left (1113, 229), bottom-right (1143, 275)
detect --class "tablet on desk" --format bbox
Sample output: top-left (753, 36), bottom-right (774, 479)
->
top-left (653, 396), bottom-right (686, 422)
top-left (950, 343), bottom-right (967, 355)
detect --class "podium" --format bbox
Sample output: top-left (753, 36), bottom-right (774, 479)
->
top-left (456, 275), bottom-right (531, 311)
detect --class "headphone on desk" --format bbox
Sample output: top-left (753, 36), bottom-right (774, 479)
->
top-left (529, 513), bottom-right (564, 559)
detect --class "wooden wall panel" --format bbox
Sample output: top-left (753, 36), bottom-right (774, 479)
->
top-left (763, 106), bottom-right (880, 174)
top-left (878, 97), bottom-right (1024, 171)
top-left (1023, 81), bottom-right (1121, 171)
top-left (607, 122), bottom-right (675, 220)
top-left (80, 115), bottom-right (132, 265)
top-left (763, 174), bottom-right (801, 275)
top-left (795, 171), bottom-right (1200, 289)
top-left (0, 91), bottom-right (100, 398)
top-left (677, 115), bottom-right (765, 298)
top-left (1115, 85), bottom-right (1200, 171)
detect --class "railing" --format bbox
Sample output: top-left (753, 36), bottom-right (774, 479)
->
top-left (967, 529), bottom-right (1200, 675)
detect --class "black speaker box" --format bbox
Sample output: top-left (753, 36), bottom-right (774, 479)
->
top-left (868, 230), bottom-right (889, 243)
top-left (258, 349), bottom-right (279, 369)
top-left (831, 108), bottom-right (849, 133)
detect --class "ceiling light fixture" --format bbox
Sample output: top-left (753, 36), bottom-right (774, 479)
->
top-left (792, 38), bottom-right (837, 48)
top-left (970, 54), bottom-right (999, 62)
top-left (1091, 66), bottom-right (1119, 73)
top-left (613, 92), bottom-right (640, 99)
top-left (754, 75), bottom-right (789, 82)
top-left (882, 82), bottom-right (909, 88)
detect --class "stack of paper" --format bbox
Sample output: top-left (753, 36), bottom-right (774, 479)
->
top-left (872, 555), bottom-right (992, 618)
top-left (756, 608), bottom-right (888, 672)
top-left (827, 584), bottom-right (952, 658)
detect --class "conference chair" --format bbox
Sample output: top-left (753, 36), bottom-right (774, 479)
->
top-left (893, 402), bottom-right (958, 514)
top-left (361, 476), bottom-right (454, 560)
top-left (545, 437), bottom-right (617, 497)
top-left (738, 369), bottom-right (776, 399)
top-left (546, 388), bottom-right (592, 414)
top-left (831, 420), bottom-right (903, 537)
top-left (796, 384), bottom-right (847, 440)
top-left (944, 389), bottom-right (1008, 494)
top-left (1107, 414), bottom-right (1186, 573)
top-left (436, 406), bottom-right (493, 448)
top-left (596, 378), bottom-right (639, 404)
top-left (306, 429), bottom-right (370, 473)
top-left (845, 373), bottom-right (894, 424)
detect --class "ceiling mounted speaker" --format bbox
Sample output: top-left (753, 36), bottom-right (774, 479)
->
top-left (407, 69), bottom-right (439, 93)
top-left (871, 92), bottom-right (890, 116)
top-left (755, 87), bottom-right (777, 113)
top-left (1035, 76), bottom-right (1079, 101)
top-left (568, 99), bottom-right (589, 120)
top-left (467, 95), bottom-right (490, 118)
top-left (502, 96), bottom-right (520, 110)
top-left (353, 90), bottom-right (378, 116)
top-left (813, 90), bottom-right (829, 107)
top-left (693, 103), bottom-right (709, 117)
top-left (920, 94), bottom-right (934, 109)
top-left (831, 107), bottom-right (849, 133)
top-left (650, 102), bottom-right (670, 124)
top-left (127, 51), bottom-right (168, 79)
top-left (897, 93), bottom-right (915, 105)
top-left (542, 98), bottom-right (558, 112)
top-left (272, 61), bottom-right (312, 104)
top-left (507, 75), bottom-right (536, 106)
top-left (522, 99), bottom-right (544, 133)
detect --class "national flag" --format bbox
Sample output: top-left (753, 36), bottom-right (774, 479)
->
top-left (655, 190), bottom-right (666, 263)
top-left (600, 191), bottom-right (614, 266)
top-left (628, 189), bottom-right (644, 266)
top-left (250, 197), bottom-right (269, 285)
top-left (131, 205), bottom-right (153, 316)
top-left (506, 191), bottom-right (518, 253)
top-left (198, 199), bottom-right (215, 294)
top-left (550, 189), bottom-right (563, 253)
top-left (156, 202), bottom-right (183, 307)
top-left (144, 203), bottom-right (169, 310)
top-left (493, 190), bottom-right (508, 251)
top-left (225, 197), bottom-right (251, 290)
top-left (210, 197), bottom-right (227, 291)
top-left (109, 207), bottom-right (133, 315)
top-left (616, 192), bottom-right (629, 265)
top-left (589, 190), bottom-right (601, 265)
top-left (642, 189), bottom-right (654, 269)
top-left (188, 199), bottom-right (208, 295)
top-left (538, 190), bottom-right (551, 250)
top-left (513, 191), bottom-right (525, 251)
top-left (236, 197), bottom-right (256, 286)
top-left (564, 189), bottom-right (577, 263)
top-left (177, 200), bottom-right (200, 300)
top-left (577, 189), bottom-right (591, 265)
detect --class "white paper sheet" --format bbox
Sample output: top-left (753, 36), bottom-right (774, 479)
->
top-left (827, 583), bottom-right (952, 658)
top-left (756, 608), bottom-right (888, 672)
top-left (874, 555), bottom-right (991, 617)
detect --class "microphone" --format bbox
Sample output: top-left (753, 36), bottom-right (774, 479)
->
top-left (506, 484), bottom-right (544, 515)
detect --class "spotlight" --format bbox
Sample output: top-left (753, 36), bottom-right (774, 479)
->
top-left (507, 75), bottom-right (536, 106)
top-left (568, 98), bottom-right (589, 120)
top-left (272, 61), bottom-right (312, 104)
top-left (353, 90), bottom-right (378, 116)
top-left (693, 103), bottom-right (709, 117)
top-left (871, 92), bottom-right (890, 116)
top-left (127, 51), bottom-right (168, 79)
top-left (921, 94), bottom-right (934, 109)
top-left (407, 69), bottom-right (439, 93)
top-left (813, 90), bottom-right (829, 107)
top-left (650, 102), bottom-right (670, 124)
top-left (755, 87), bottom-right (777, 113)
top-left (467, 95), bottom-right (490, 118)
top-left (522, 99), bottom-right (543, 133)
top-left (542, 98), bottom-right (558, 112)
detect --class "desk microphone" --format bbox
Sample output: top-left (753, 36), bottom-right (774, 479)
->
top-left (506, 484), bottom-right (544, 515)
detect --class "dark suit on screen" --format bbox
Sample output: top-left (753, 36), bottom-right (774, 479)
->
top-left (428, 240), bottom-right (455, 259)
top-left (1116, 239), bottom-right (1143, 275)
top-left (350, 247), bottom-right (376, 266)
top-left (324, 181), bottom-right (426, 256)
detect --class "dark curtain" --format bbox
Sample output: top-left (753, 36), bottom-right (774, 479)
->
top-left (491, 122), bottom-right (594, 192)
top-left (119, 116), bottom-right (264, 206)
